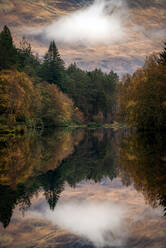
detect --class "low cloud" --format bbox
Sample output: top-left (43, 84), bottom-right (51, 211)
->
top-left (39, 200), bottom-right (128, 247)
top-left (23, 0), bottom-right (166, 74)
top-left (34, 0), bottom-right (128, 45)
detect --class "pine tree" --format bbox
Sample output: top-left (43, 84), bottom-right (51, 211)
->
top-left (158, 42), bottom-right (166, 65)
top-left (0, 26), bottom-right (16, 70)
top-left (40, 41), bottom-right (65, 87)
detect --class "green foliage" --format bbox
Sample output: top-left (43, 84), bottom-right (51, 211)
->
top-left (16, 37), bottom-right (41, 79)
top-left (39, 41), bottom-right (65, 87)
top-left (65, 64), bottom-right (118, 122)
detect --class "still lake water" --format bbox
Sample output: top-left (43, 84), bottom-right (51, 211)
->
top-left (0, 128), bottom-right (166, 248)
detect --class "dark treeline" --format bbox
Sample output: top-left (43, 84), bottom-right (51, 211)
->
top-left (0, 26), bottom-right (118, 132)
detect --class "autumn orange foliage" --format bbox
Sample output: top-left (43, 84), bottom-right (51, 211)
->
top-left (0, 69), bottom-right (84, 131)
top-left (118, 55), bottom-right (166, 129)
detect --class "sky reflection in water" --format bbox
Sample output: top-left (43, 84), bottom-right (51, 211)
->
top-left (0, 129), bottom-right (166, 248)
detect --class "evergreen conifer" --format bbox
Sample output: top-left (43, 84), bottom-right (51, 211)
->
top-left (40, 41), bottom-right (65, 87)
top-left (0, 26), bottom-right (16, 70)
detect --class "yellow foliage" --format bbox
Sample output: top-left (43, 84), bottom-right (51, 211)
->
top-left (0, 69), bottom-right (41, 126)
top-left (40, 83), bottom-right (74, 126)
top-left (126, 153), bottom-right (137, 161)
top-left (0, 129), bottom-right (84, 188)
top-left (0, 69), bottom-right (84, 129)
top-left (126, 100), bottom-right (137, 108)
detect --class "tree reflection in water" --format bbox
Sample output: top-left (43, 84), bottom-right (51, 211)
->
top-left (0, 128), bottom-right (166, 228)
top-left (117, 131), bottom-right (166, 215)
top-left (0, 128), bottom-right (116, 228)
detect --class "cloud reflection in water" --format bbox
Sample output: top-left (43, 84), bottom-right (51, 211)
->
top-left (33, 199), bottom-right (128, 247)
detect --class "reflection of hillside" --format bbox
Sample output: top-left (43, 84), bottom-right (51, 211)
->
top-left (0, 129), bottom-right (84, 228)
top-left (0, 134), bottom-right (42, 187)
top-left (117, 131), bottom-right (166, 214)
top-left (58, 129), bottom-right (116, 186)
top-left (0, 129), bottom-right (84, 188)
top-left (38, 129), bottom-right (85, 173)
top-left (0, 128), bottom-right (116, 228)
top-left (1, 128), bottom-right (166, 228)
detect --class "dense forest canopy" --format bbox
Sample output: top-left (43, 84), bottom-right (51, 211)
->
top-left (0, 24), bottom-right (166, 131)
top-left (0, 26), bottom-right (118, 132)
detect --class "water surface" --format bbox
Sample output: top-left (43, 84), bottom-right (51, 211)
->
top-left (0, 128), bottom-right (166, 248)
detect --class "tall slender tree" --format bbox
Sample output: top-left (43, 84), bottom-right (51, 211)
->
top-left (0, 26), bottom-right (16, 70)
top-left (40, 41), bottom-right (65, 87)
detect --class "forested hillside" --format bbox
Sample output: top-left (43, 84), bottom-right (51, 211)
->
top-left (0, 25), bottom-right (166, 132)
top-left (0, 26), bottom-right (118, 132)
